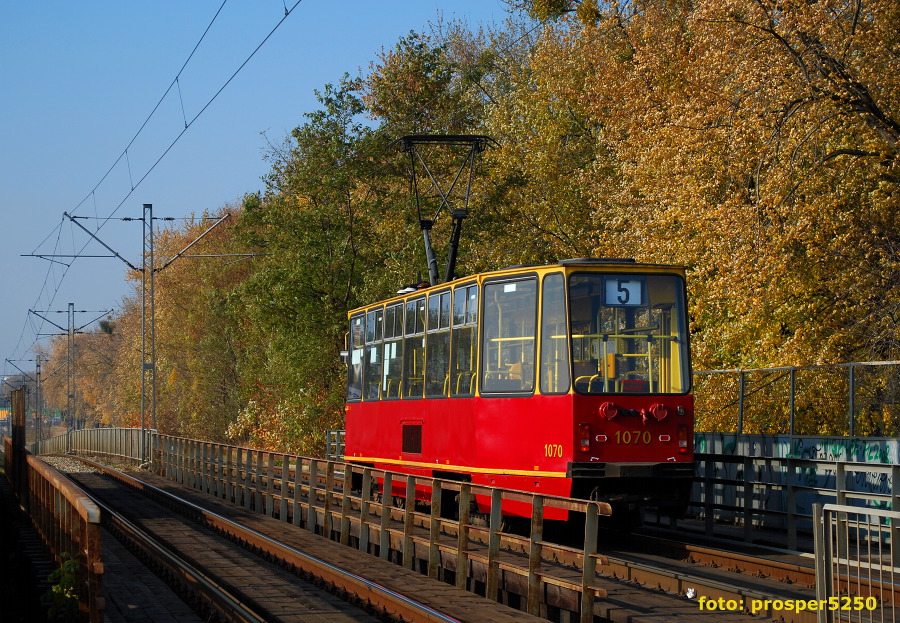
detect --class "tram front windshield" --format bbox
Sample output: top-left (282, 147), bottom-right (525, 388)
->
top-left (568, 273), bottom-right (690, 395)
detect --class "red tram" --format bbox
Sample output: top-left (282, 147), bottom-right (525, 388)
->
top-left (343, 258), bottom-right (694, 519)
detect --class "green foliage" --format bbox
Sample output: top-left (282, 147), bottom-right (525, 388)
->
top-left (40, 2), bottom-right (900, 444)
top-left (42, 552), bottom-right (79, 621)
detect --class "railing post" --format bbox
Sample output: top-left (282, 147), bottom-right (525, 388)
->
top-left (265, 452), bottom-right (276, 517)
top-left (743, 455), bottom-right (753, 541)
top-left (190, 440), bottom-right (198, 488)
top-left (455, 483), bottom-right (471, 589)
top-left (402, 475), bottom-right (416, 569)
top-left (527, 494), bottom-right (544, 616)
top-left (359, 468), bottom-right (372, 553)
top-left (580, 502), bottom-right (599, 623)
top-left (280, 453), bottom-right (290, 522)
top-left (893, 464), bottom-right (900, 569)
top-left (789, 367), bottom-right (796, 436)
top-left (847, 364), bottom-right (856, 437)
top-left (214, 445), bottom-right (223, 498)
top-left (428, 479), bottom-right (442, 579)
top-left (703, 455), bottom-right (714, 535)
top-left (835, 462), bottom-right (847, 507)
top-left (324, 461), bottom-right (335, 536)
top-left (379, 472), bottom-right (393, 560)
top-left (201, 442), bottom-right (209, 493)
top-left (786, 458), bottom-right (797, 550)
top-left (253, 450), bottom-right (263, 512)
top-left (292, 457), bottom-right (303, 527)
top-left (225, 446), bottom-right (234, 503)
top-left (486, 488), bottom-right (502, 601)
top-left (737, 370), bottom-right (745, 436)
top-left (307, 459), bottom-right (319, 533)
top-left (339, 464), bottom-right (351, 545)
top-left (813, 503), bottom-right (829, 623)
top-left (242, 448), bottom-right (252, 510)
top-left (177, 437), bottom-right (185, 485)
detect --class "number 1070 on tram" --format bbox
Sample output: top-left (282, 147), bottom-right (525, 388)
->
top-left (343, 258), bottom-right (694, 519)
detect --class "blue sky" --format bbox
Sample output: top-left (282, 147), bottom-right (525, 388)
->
top-left (0, 1), bottom-right (507, 376)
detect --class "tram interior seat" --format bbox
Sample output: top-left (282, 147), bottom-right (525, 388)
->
top-left (384, 379), bottom-right (401, 398)
top-left (454, 372), bottom-right (475, 394)
top-left (406, 377), bottom-right (424, 398)
top-left (574, 374), bottom-right (605, 393)
top-left (508, 362), bottom-right (532, 381)
top-left (483, 362), bottom-right (532, 392)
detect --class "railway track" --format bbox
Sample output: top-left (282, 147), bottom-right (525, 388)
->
top-left (627, 527), bottom-right (897, 608)
top-left (45, 454), bottom-right (894, 623)
top-left (47, 456), bottom-right (512, 623)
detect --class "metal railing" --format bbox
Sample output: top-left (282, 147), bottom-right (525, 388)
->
top-left (693, 453), bottom-right (900, 550)
top-left (25, 430), bottom-right (615, 621)
top-left (325, 429), bottom-right (345, 461)
top-left (152, 433), bottom-right (611, 622)
top-left (4, 434), bottom-right (105, 623)
top-left (695, 361), bottom-right (900, 436)
top-left (29, 427), bottom-right (151, 464)
top-left (814, 503), bottom-right (898, 623)
top-left (27, 427), bottom-right (900, 557)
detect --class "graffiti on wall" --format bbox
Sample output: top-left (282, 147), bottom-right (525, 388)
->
top-left (693, 434), bottom-right (897, 522)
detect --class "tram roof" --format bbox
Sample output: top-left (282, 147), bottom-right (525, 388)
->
top-left (349, 258), bottom-right (687, 315)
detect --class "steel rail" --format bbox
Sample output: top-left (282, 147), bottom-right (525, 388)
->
top-left (70, 456), bottom-right (464, 623)
top-left (631, 529), bottom-right (898, 604)
top-left (88, 491), bottom-right (268, 623)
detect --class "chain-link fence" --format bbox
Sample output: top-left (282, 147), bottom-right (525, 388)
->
top-left (694, 361), bottom-right (900, 436)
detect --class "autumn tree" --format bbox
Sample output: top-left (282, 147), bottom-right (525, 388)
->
top-left (147, 209), bottom-right (249, 439)
top-left (48, 2), bottom-right (898, 442)
top-left (229, 77), bottom-right (383, 454)
top-left (510, 0), bottom-right (898, 368)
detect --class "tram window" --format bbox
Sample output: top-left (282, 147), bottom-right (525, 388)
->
top-left (540, 273), bottom-right (571, 394)
top-left (569, 273), bottom-right (690, 395)
top-left (404, 297), bottom-right (426, 399)
top-left (382, 303), bottom-right (404, 399)
top-left (405, 298), bottom-right (425, 335)
top-left (453, 284), bottom-right (478, 326)
top-left (481, 278), bottom-right (537, 394)
top-left (361, 307), bottom-right (384, 400)
top-left (366, 308), bottom-right (383, 344)
top-left (451, 284), bottom-right (478, 397)
top-left (347, 314), bottom-right (364, 401)
top-left (426, 291), bottom-right (451, 397)
top-left (428, 291), bottom-right (451, 331)
top-left (384, 303), bottom-right (403, 339)
top-left (363, 342), bottom-right (383, 401)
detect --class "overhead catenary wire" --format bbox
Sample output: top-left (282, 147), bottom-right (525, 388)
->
top-left (10, 1), bottom-right (304, 371)
top-left (12, 5), bottom-right (546, 375)
top-left (69, 0), bottom-right (230, 220)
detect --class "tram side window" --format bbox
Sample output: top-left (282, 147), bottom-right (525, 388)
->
top-left (425, 291), bottom-right (451, 397)
top-left (451, 284), bottom-right (478, 397)
top-left (363, 307), bottom-right (383, 401)
top-left (481, 279), bottom-right (537, 394)
top-left (347, 314), bottom-right (364, 401)
top-left (540, 273), bottom-right (571, 394)
top-left (404, 297), bottom-right (426, 398)
top-left (381, 303), bottom-right (404, 399)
